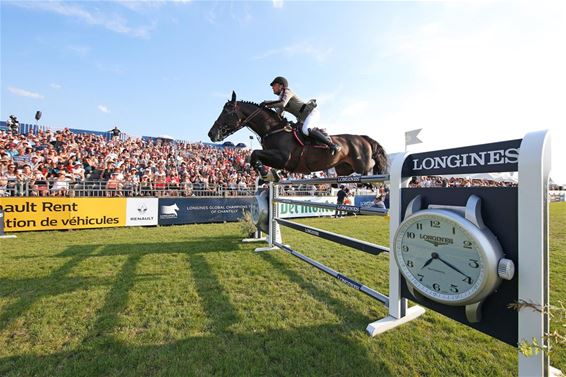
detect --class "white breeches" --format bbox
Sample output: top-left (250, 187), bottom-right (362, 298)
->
top-left (302, 108), bottom-right (320, 136)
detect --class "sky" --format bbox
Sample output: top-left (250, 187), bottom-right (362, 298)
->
top-left (1, 1), bottom-right (565, 184)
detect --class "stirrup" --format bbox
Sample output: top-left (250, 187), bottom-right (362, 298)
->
top-left (330, 144), bottom-right (341, 155)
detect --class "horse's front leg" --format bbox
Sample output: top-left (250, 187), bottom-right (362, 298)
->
top-left (250, 149), bottom-right (287, 183)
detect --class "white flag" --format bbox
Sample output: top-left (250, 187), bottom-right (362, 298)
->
top-left (405, 128), bottom-right (423, 146)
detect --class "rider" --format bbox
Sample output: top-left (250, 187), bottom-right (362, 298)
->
top-left (260, 76), bottom-right (342, 155)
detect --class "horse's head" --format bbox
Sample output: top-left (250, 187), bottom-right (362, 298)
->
top-left (209, 91), bottom-right (244, 142)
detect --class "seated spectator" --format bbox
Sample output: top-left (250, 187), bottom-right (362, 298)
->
top-left (106, 172), bottom-right (122, 197)
top-left (0, 173), bottom-right (8, 196)
top-left (51, 172), bottom-right (70, 196)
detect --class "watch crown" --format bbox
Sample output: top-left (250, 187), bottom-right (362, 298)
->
top-left (497, 258), bottom-right (515, 280)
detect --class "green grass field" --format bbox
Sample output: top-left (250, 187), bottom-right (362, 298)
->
top-left (1, 203), bottom-right (564, 377)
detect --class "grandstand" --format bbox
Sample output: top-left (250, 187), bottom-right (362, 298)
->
top-left (0, 120), bottom-right (259, 198)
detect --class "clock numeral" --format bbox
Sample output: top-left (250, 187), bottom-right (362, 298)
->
top-left (468, 259), bottom-right (480, 268)
top-left (406, 232), bottom-right (416, 239)
top-left (462, 276), bottom-right (473, 285)
top-left (416, 223), bottom-right (423, 230)
top-left (432, 283), bottom-right (441, 291)
top-left (417, 274), bottom-right (424, 282)
top-left (430, 220), bottom-right (440, 228)
top-left (463, 240), bottom-right (473, 249)
top-left (450, 284), bottom-right (459, 293)
top-left (401, 245), bottom-right (409, 252)
top-left (406, 260), bottom-right (415, 268)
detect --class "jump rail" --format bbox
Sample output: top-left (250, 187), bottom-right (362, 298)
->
top-left (273, 241), bottom-right (390, 305)
top-left (273, 198), bottom-right (388, 216)
top-left (274, 218), bottom-right (389, 256)
top-left (277, 174), bottom-right (389, 185)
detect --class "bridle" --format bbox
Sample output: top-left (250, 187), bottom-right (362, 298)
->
top-left (218, 103), bottom-right (263, 138)
top-left (218, 102), bottom-right (287, 144)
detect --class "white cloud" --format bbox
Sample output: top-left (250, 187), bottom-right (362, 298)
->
top-left (98, 105), bottom-right (110, 113)
top-left (272, 0), bottom-right (284, 9)
top-left (50, 83), bottom-right (62, 89)
top-left (8, 87), bottom-right (44, 99)
top-left (355, 2), bottom-right (566, 183)
top-left (13, 1), bottom-right (153, 38)
top-left (254, 42), bottom-right (333, 63)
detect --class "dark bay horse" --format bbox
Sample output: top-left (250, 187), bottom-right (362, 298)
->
top-left (209, 91), bottom-right (387, 179)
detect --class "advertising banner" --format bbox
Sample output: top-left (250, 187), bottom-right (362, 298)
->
top-left (158, 197), bottom-right (254, 225)
top-left (354, 195), bottom-right (377, 208)
top-left (277, 196), bottom-right (336, 219)
top-left (0, 209), bottom-right (4, 235)
top-left (0, 198), bottom-right (126, 232)
top-left (126, 198), bottom-right (158, 226)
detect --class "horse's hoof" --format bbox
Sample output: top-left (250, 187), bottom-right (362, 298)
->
top-left (272, 169), bottom-right (281, 182)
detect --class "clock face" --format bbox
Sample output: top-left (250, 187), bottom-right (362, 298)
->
top-left (394, 210), bottom-right (490, 305)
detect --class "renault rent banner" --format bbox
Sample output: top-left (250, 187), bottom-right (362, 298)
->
top-left (0, 198), bottom-right (126, 232)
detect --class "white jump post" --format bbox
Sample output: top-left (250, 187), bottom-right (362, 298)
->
top-left (365, 153), bottom-right (426, 335)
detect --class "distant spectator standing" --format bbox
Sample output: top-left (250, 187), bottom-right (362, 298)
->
top-left (109, 126), bottom-right (121, 141)
top-left (7, 115), bottom-right (20, 135)
top-left (334, 185), bottom-right (347, 218)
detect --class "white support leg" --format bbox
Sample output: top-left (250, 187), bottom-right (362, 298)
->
top-left (255, 182), bottom-right (281, 252)
top-left (366, 305), bottom-right (426, 336)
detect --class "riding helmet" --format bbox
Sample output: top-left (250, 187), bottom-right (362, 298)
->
top-left (270, 76), bottom-right (288, 88)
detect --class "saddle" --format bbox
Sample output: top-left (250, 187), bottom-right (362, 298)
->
top-left (290, 124), bottom-right (330, 149)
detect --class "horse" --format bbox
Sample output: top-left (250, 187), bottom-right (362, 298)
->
top-left (209, 91), bottom-right (387, 180)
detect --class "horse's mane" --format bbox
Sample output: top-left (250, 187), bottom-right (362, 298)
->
top-left (239, 100), bottom-right (288, 123)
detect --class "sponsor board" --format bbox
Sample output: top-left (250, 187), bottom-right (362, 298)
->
top-left (402, 139), bottom-right (521, 176)
top-left (354, 195), bottom-right (377, 208)
top-left (277, 196), bottom-right (336, 218)
top-left (126, 198), bottom-right (158, 226)
top-left (0, 198), bottom-right (126, 232)
top-left (158, 197), bottom-right (254, 225)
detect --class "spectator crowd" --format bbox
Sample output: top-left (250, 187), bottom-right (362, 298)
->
top-left (1, 127), bottom-right (258, 197)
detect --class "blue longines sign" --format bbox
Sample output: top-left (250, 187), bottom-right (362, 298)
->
top-left (354, 195), bottom-right (376, 208)
top-left (158, 197), bottom-right (254, 225)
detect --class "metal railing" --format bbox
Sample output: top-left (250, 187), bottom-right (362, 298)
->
top-left (0, 179), bottom-right (257, 198)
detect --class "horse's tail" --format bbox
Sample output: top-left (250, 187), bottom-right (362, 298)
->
top-left (361, 135), bottom-right (388, 175)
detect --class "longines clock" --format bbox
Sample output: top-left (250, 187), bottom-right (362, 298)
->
top-left (393, 195), bottom-right (515, 323)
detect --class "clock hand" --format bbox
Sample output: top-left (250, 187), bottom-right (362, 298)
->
top-left (421, 256), bottom-right (435, 269)
top-left (437, 256), bottom-right (471, 279)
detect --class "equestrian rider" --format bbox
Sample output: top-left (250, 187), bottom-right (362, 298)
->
top-left (260, 76), bottom-right (342, 155)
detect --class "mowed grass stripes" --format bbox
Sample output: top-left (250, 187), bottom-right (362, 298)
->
top-left (0, 203), bottom-right (564, 377)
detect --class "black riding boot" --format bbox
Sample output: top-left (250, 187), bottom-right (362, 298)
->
top-left (309, 128), bottom-right (342, 155)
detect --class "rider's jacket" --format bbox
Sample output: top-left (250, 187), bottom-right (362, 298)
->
top-left (263, 88), bottom-right (316, 122)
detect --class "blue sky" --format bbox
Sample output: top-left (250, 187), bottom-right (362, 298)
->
top-left (1, 1), bottom-right (565, 183)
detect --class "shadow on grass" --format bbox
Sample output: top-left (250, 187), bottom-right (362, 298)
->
top-left (0, 237), bottom-right (238, 332)
top-left (0, 322), bottom-right (394, 377)
top-left (0, 237), bottom-right (395, 376)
